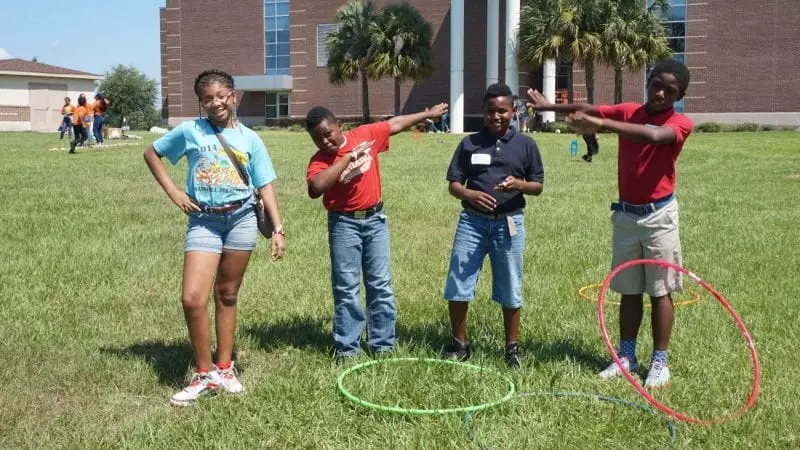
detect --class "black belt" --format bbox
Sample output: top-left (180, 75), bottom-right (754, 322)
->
top-left (611, 193), bottom-right (674, 216)
top-left (335, 201), bottom-right (384, 219)
top-left (198, 198), bottom-right (246, 214)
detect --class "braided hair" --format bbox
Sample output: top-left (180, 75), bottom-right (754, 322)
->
top-left (193, 69), bottom-right (234, 98)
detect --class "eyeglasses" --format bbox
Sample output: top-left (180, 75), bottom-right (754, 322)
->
top-left (200, 91), bottom-right (235, 108)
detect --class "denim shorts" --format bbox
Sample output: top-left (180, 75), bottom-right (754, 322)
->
top-left (185, 198), bottom-right (258, 253)
top-left (444, 209), bottom-right (526, 308)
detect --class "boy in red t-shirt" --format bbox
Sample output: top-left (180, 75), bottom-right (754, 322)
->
top-left (528, 60), bottom-right (693, 388)
top-left (306, 104), bottom-right (448, 359)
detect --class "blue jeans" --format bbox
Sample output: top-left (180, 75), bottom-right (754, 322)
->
top-left (328, 210), bottom-right (397, 356)
top-left (93, 115), bottom-right (105, 144)
top-left (59, 116), bottom-right (72, 139)
top-left (444, 210), bottom-right (526, 308)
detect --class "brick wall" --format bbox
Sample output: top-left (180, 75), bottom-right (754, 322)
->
top-left (0, 106), bottom-right (31, 121)
top-left (686, 0), bottom-right (800, 114)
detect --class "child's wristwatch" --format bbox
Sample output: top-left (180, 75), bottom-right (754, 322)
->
top-left (272, 225), bottom-right (285, 236)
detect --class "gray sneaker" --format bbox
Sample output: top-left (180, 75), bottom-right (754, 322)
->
top-left (644, 361), bottom-right (671, 388)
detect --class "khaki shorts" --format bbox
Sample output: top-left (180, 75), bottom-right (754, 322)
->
top-left (610, 199), bottom-right (682, 297)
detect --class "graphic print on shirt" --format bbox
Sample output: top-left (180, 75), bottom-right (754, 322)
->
top-left (195, 144), bottom-right (249, 188)
top-left (339, 140), bottom-right (375, 184)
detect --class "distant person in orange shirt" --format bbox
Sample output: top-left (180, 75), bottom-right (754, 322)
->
top-left (59, 97), bottom-right (73, 140)
top-left (69, 95), bottom-right (90, 153)
top-left (92, 93), bottom-right (111, 145)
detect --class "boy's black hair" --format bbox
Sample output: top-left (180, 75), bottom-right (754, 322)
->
top-left (77, 94), bottom-right (86, 107)
top-left (193, 69), bottom-right (235, 98)
top-left (648, 59), bottom-right (690, 95)
top-left (483, 82), bottom-right (514, 106)
top-left (64, 97), bottom-right (70, 102)
top-left (306, 106), bottom-right (337, 130)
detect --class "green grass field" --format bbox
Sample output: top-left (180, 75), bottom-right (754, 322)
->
top-left (1, 130), bottom-right (798, 448)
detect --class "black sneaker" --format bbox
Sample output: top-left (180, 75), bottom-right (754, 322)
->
top-left (504, 342), bottom-right (521, 369)
top-left (441, 338), bottom-right (472, 361)
top-left (581, 154), bottom-right (592, 163)
top-left (69, 141), bottom-right (77, 154)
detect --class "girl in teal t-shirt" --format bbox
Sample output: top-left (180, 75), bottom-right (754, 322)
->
top-left (144, 70), bottom-right (286, 406)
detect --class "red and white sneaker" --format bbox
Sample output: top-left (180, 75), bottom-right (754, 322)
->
top-left (170, 371), bottom-right (221, 406)
top-left (598, 357), bottom-right (639, 380)
top-left (215, 362), bottom-right (244, 394)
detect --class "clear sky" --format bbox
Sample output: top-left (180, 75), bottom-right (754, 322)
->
top-left (1, 0), bottom-right (164, 83)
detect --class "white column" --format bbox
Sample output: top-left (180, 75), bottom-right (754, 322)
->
top-left (542, 58), bottom-right (556, 123)
top-left (504, 0), bottom-right (520, 95)
top-left (486, 0), bottom-right (500, 87)
top-left (450, 0), bottom-right (464, 133)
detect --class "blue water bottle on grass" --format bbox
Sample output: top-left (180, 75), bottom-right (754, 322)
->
top-left (570, 139), bottom-right (579, 159)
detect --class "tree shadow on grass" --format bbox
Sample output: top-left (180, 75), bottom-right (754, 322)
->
top-left (242, 316), bottom-right (333, 355)
top-left (100, 341), bottom-right (192, 387)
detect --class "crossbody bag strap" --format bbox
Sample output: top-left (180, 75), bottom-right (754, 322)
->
top-left (209, 120), bottom-right (250, 186)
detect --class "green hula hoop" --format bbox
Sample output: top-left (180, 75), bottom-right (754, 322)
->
top-left (336, 357), bottom-right (516, 415)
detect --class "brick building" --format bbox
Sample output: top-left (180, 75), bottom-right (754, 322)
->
top-left (160, 0), bottom-right (800, 130)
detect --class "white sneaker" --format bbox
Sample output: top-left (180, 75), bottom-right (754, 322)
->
top-left (644, 362), bottom-right (671, 388)
top-left (598, 357), bottom-right (639, 379)
top-left (215, 362), bottom-right (244, 394)
top-left (170, 371), bottom-right (221, 406)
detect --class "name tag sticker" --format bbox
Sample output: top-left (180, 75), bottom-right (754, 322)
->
top-left (471, 153), bottom-right (491, 166)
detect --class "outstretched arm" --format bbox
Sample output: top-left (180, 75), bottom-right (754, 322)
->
top-left (567, 112), bottom-right (677, 145)
top-left (526, 89), bottom-right (600, 116)
top-left (387, 103), bottom-right (448, 135)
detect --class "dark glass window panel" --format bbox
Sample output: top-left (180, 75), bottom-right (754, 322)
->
top-left (277, 56), bottom-right (290, 69)
top-left (667, 38), bottom-right (685, 53)
top-left (664, 22), bottom-right (685, 38)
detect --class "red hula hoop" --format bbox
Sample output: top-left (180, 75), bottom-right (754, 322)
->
top-left (598, 258), bottom-right (761, 425)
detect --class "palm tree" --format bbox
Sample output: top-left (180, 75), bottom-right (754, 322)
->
top-left (602, 0), bottom-right (671, 103)
top-left (518, 0), bottom-right (604, 103)
top-left (326, 1), bottom-right (381, 123)
top-left (369, 2), bottom-right (434, 116)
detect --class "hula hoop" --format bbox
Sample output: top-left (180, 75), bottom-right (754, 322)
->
top-left (598, 258), bottom-right (761, 425)
top-left (465, 391), bottom-right (677, 449)
top-left (579, 283), bottom-right (701, 307)
top-left (336, 358), bottom-right (516, 415)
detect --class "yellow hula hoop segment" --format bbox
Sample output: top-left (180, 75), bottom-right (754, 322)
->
top-left (578, 283), bottom-right (701, 307)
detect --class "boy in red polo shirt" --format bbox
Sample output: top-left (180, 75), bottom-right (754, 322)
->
top-left (306, 104), bottom-right (448, 359)
top-left (528, 60), bottom-right (693, 387)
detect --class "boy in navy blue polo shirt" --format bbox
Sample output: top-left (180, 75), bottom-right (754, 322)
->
top-left (442, 83), bottom-right (544, 368)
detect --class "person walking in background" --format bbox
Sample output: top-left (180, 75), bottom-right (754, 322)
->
top-left (582, 133), bottom-right (600, 162)
top-left (69, 95), bottom-right (90, 153)
top-left (92, 93), bottom-right (111, 146)
top-left (59, 97), bottom-right (73, 140)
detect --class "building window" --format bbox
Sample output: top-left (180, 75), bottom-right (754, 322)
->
top-left (266, 92), bottom-right (290, 119)
top-left (317, 24), bottom-right (338, 67)
top-left (648, 0), bottom-right (687, 112)
top-left (265, 0), bottom-right (290, 75)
